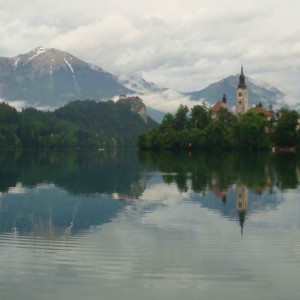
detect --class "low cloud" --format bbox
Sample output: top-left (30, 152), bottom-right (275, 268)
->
top-left (0, 100), bottom-right (27, 111)
top-left (141, 89), bottom-right (199, 113)
top-left (113, 87), bottom-right (203, 113)
top-left (0, 0), bottom-right (299, 103)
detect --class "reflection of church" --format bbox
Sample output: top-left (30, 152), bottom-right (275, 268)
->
top-left (211, 182), bottom-right (249, 235)
top-left (236, 184), bottom-right (248, 235)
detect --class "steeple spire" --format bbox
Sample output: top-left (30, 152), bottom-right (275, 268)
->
top-left (238, 65), bottom-right (246, 89)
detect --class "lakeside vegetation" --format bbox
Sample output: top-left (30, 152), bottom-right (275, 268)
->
top-left (0, 100), bottom-right (156, 148)
top-left (138, 104), bottom-right (300, 150)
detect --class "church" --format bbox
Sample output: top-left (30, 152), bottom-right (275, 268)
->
top-left (211, 66), bottom-right (249, 116)
top-left (236, 66), bottom-right (249, 115)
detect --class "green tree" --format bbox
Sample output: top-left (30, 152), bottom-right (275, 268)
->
top-left (233, 111), bottom-right (269, 148)
top-left (0, 102), bottom-right (19, 125)
top-left (190, 105), bottom-right (211, 130)
top-left (204, 121), bottom-right (230, 149)
top-left (272, 109), bottom-right (299, 147)
top-left (174, 105), bottom-right (189, 131)
top-left (216, 107), bottom-right (237, 128)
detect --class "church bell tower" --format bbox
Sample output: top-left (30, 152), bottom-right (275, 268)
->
top-left (236, 66), bottom-right (248, 115)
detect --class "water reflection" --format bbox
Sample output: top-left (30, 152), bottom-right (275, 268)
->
top-left (1, 150), bottom-right (300, 300)
top-left (0, 149), bottom-right (144, 235)
top-left (0, 149), bottom-right (299, 236)
top-left (139, 150), bottom-right (300, 192)
top-left (0, 148), bottom-right (146, 197)
top-left (236, 184), bottom-right (248, 235)
top-left (139, 151), bottom-right (300, 234)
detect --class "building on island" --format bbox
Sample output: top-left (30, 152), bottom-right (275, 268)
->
top-left (211, 94), bottom-right (232, 119)
top-left (250, 103), bottom-right (273, 121)
top-left (118, 95), bottom-right (143, 101)
top-left (211, 67), bottom-right (249, 118)
top-left (236, 66), bottom-right (248, 116)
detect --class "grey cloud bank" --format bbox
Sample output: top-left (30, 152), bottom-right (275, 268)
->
top-left (0, 0), bottom-right (299, 105)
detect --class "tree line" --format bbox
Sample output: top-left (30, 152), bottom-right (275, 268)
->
top-left (138, 104), bottom-right (300, 150)
top-left (0, 100), bottom-right (156, 148)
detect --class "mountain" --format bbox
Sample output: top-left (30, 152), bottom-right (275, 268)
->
top-left (119, 74), bottom-right (167, 123)
top-left (119, 73), bottom-right (166, 94)
top-left (185, 74), bottom-right (285, 108)
top-left (0, 47), bottom-right (133, 107)
top-left (145, 106), bottom-right (166, 123)
top-left (0, 47), bottom-right (287, 117)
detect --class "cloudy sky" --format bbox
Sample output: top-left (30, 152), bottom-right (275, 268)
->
top-left (0, 0), bottom-right (299, 106)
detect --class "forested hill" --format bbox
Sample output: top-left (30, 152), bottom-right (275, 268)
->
top-left (0, 100), bottom-right (157, 148)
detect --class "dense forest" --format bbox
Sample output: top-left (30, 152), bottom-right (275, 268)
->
top-left (0, 100), bottom-right (157, 148)
top-left (138, 104), bottom-right (300, 150)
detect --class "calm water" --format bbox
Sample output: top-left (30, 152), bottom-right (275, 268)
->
top-left (0, 149), bottom-right (300, 299)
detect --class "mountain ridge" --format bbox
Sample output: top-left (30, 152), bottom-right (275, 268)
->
top-left (185, 74), bottom-right (285, 108)
top-left (0, 47), bottom-right (133, 106)
top-left (0, 47), bottom-right (288, 119)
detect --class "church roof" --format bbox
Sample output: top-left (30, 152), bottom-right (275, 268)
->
top-left (211, 100), bottom-right (232, 113)
top-left (251, 104), bottom-right (273, 117)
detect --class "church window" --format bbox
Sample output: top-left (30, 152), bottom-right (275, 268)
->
top-left (239, 92), bottom-right (242, 97)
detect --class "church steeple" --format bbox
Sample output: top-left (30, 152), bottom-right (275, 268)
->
top-left (238, 65), bottom-right (246, 89)
top-left (236, 66), bottom-right (248, 115)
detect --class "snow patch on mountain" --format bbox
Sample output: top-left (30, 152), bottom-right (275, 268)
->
top-left (14, 58), bottom-right (20, 69)
top-left (24, 47), bottom-right (49, 65)
top-left (64, 58), bottom-right (75, 78)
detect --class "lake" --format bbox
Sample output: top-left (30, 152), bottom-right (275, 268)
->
top-left (0, 149), bottom-right (300, 300)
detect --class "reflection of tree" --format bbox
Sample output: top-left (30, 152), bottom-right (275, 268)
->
top-left (139, 150), bottom-right (300, 234)
top-left (0, 150), bottom-right (22, 193)
top-left (0, 149), bottom-right (147, 235)
top-left (0, 149), bottom-right (146, 197)
top-left (138, 150), bottom-right (300, 193)
top-left (139, 151), bottom-right (236, 193)
top-left (272, 153), bottom-right (299, 189)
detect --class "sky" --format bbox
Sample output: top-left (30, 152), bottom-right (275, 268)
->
top-left (0, 0), bottom-right (299, 109)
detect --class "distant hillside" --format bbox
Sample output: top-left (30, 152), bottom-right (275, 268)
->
top-left (146, 106), bottom-right (166, 123)
top-left (0, 99), bottom-right (157, 148)
top-left (0, 47), bottom-right (133, 107)
top-left (185, 74), bottom-right (285, 107)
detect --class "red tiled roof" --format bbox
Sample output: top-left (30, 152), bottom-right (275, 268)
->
top-left (252, 105), bottom-right (273, 117)
top-left (211, 100), bottom-right (231, 113)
